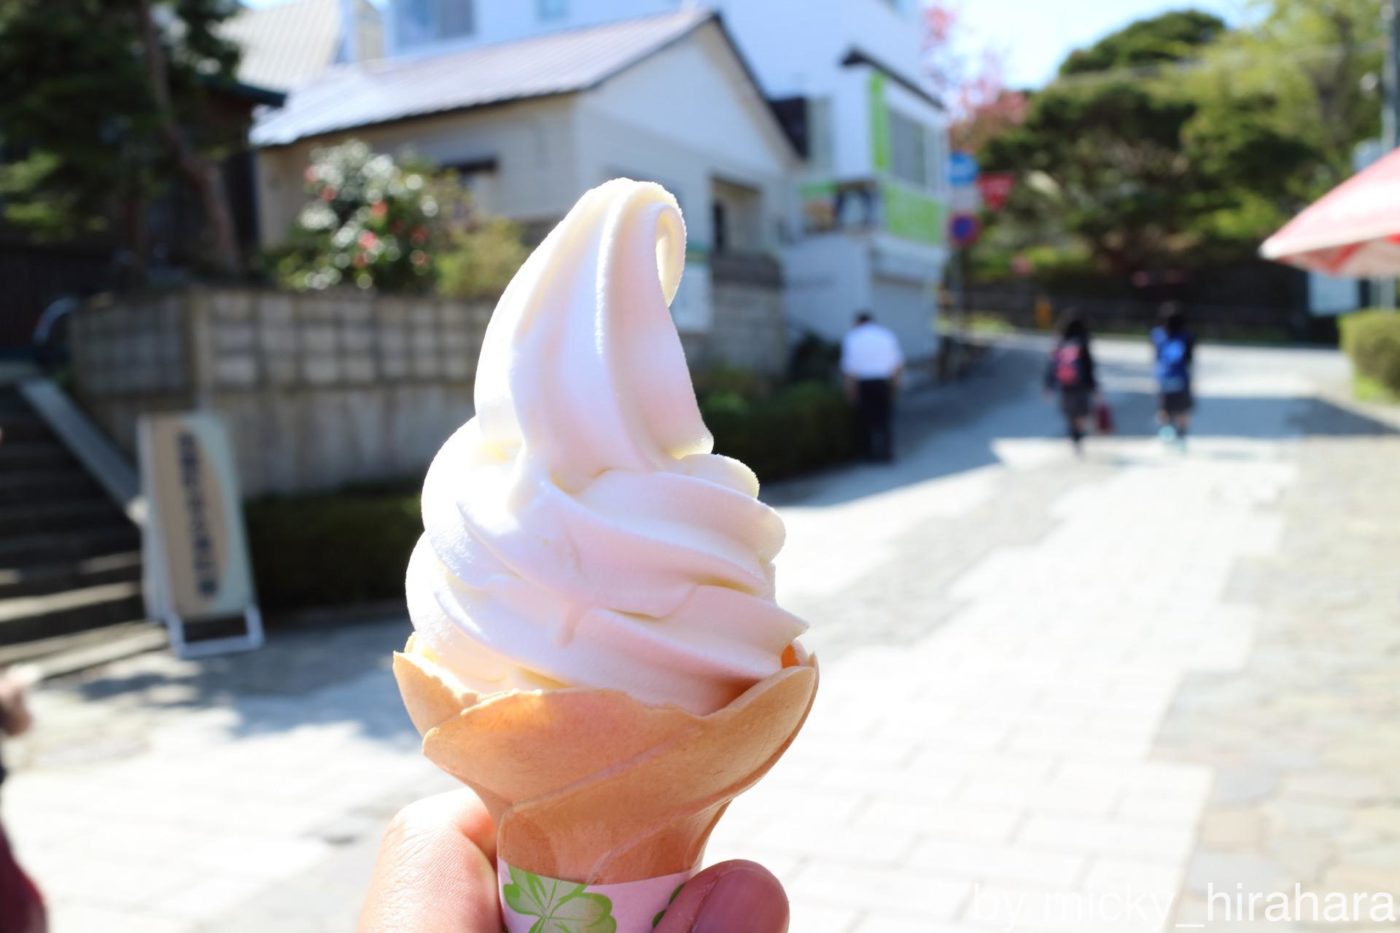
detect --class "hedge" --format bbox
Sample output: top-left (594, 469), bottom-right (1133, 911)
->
top-left (701, 380), bottom-right (856, 482)
top-left (1340, 309), bottom-right (1400, 398)
top-left (244, 490), bottom-right (420, 613)
top-left (245, 380), bottom-right (856, 612)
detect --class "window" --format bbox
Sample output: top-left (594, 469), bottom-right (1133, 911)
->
top-left (889, 109), bottom-right (927, 188)
top-left (439, 1), bottom-right (474, 38)
top-left (807, 97), bottom-right (833, 173)
top-left (396, 0), bottom-right (474, 49)
top-left (710, 179), bottom-right (763, 253)
top-left (537, 0), bottom-right (567, 20)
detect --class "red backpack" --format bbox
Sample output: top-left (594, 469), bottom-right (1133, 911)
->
top-left (1053, 343), bottom-right (1082, 388)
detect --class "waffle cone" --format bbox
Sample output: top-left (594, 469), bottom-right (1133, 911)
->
top-left (393, 636), bottom-right (818, 884)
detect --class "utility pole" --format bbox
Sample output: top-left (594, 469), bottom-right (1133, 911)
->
top-left (1379, 0), bottom-right (1400, 308)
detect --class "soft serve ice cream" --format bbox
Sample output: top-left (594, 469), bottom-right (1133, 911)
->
top-left (405, 179), bottom-right (807, 716)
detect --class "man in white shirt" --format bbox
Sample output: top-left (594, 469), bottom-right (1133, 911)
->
top-left (840, 311), bottom-right (904, 462)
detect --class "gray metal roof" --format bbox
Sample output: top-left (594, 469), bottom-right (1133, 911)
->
top-left (252, 8), bottom-right (714, 147)
top-left (225, 0), bottom-right (344, 92)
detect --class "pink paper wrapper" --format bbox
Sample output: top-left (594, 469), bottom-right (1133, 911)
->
top-left (498, 859), bottom-right (692, 932)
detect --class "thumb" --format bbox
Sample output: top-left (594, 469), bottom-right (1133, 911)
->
top-left (655, 860), bottom-right (789, 933)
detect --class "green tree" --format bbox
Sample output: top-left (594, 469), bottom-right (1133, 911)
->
top-left (1189, 0), bottom-right (1381, 188)
top-left (981, 4), bottom-right (1366, 275)
top-left (983, 11), bottom-right (1227, 275)
top-left (0, 0), bottom-right (246, 275)
top-left (1060, 10), bottom-right (1227, 75)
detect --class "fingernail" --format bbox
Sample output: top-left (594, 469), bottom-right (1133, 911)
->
top-left (692, 866), bottom-right (788, 933)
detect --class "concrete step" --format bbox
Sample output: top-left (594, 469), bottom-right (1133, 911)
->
top-left (0, 620), bottom-right (167, 676)
top-left (0, 412), bottom-right (53, 444)
top-left (0, 497), bottom-right (126, 538)
top-left (0, 392), bottom-right (30, 414)
top-left (0, 468), bottom-right (104, 505)
top-left (0, 580), bottom-right (146, 645)
top-left (0, 526), bottom-right (140, 565)
top-left (0, 551), bottom-right (142, 601)
top-left (0, 441), bottom-right (75, 469)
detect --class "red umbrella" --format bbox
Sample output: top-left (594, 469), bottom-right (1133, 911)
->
top-left (1261, 147), bottom-right (1400, 275)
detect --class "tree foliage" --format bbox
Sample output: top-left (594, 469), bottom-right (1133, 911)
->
top-left (1060, 10), bottom-right (1227, 75)
top-left (979, 2), bottom-right (1381, 276)
top-left (0, 0), bottom-right (245, 269)
top-left (919, 2), bottom-right (1028, 152)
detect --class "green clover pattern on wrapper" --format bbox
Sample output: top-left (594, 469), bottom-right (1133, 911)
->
top-left (503, 865), bottom-right (618, 933)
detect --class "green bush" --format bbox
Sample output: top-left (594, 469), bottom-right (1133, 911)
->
top-left (701, 381), bottom-right (855, 482)
top-left (244, 490), bottom-right (420, 612)
top-left (273, 140), bottom-right (445, 293)
top-left (436, 216), bottom-right (529, 299)
top-left (1340, 310), bottom-right (1400, 397)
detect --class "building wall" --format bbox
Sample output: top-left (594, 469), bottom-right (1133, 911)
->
top-left (710, 0), bottom-right (922, 98)
top-left (782, 233), bottom-right (939, 366)
top-left (574, 22), bottom-right (795, 333)
top-left (783, 235), bottom-right (872, 343)
top-left (576, 23), bottom-right (795, 249)
top-left (255, 96), bottom-right (582, 245)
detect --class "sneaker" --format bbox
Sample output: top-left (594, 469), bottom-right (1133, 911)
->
top-left (1158, 425), bottom-right (1177, 444)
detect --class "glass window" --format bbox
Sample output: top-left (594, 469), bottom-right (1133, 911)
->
top-left (537, 0), bottom-right (567, 20)
top-left (439, 1), bottom-right (474, 39)
top-left (397, 0), bottom-right (434, 47)
top-left (889, 109), bottom-right (927, 188)
top-left (397, 0), bottom-right (473, 48)
top-left (807, 97), bottom-right (833, 174)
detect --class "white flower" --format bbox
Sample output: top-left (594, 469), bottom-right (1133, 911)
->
top-left (299, 203), bottom-right (336, 231)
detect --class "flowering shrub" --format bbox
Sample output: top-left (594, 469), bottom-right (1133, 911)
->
top-left (275, 140), bottom-right (442, 292)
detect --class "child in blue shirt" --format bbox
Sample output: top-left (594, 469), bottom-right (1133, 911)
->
top-left (1151, 304), bottom-right (1195, 448)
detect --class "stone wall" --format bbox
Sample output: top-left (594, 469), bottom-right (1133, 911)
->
top-left (689, 253), bottom-right (788, 376)
top-left (72, 287), bottom-right (486, 497)
top-left (72, 276), bottom-right (787, 497)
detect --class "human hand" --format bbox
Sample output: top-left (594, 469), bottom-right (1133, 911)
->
top-left (359, 790), bottom-right (790, 933)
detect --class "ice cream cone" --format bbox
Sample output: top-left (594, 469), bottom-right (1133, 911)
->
top-left (393, 634), bottom-right (818, 885)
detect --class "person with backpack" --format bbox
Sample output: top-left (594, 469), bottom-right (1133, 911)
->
top-left (1044, 312), bottom-right (1099, 455)
top-left (1151, 304), bottom-right (1196, 448)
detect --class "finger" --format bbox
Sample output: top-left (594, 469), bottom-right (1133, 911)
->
top-left (358, 789), bottom-right (500, 933)
top-left (655, 859), bottom-right (788, 933)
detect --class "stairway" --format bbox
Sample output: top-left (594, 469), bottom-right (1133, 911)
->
top-left (0, 387), bottom-right (165, 675)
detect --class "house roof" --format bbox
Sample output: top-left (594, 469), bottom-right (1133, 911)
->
top-left (841, 48), bottom-right (945, 112)
top-left (252, 8), bottom-right (718, 148)
top-left (225, 0), bottom-right (344, 92)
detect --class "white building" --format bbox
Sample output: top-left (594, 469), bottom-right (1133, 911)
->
top-left (252, 11), bottom-right (799, 371)
top-left (376, 0), bottom-right (951, 361)
top-left (244, 0), bottom-right (950, 366)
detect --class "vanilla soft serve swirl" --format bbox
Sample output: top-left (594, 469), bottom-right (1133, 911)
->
top-left (406, 180), bottom-right (807, 715)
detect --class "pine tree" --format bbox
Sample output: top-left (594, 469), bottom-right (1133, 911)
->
top-left (0, 0), bottom-right (246, 276)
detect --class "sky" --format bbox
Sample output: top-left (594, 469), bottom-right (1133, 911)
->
top-left (957, 0), bottom-right (1248, 88)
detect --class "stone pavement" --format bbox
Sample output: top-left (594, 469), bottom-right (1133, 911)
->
top-left (5, 339), bottom-right (1399, 932)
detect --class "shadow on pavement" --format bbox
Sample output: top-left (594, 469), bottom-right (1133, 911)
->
top-left (56, 613), bottom-right (416, 745)
top-left (772, 344), bottom-right (1394, 510)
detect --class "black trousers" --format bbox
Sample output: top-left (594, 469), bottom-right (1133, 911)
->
top-left (856, 378), bottom-right (894, 461)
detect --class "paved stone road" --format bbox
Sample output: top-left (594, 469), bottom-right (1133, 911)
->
top-left (5, 339), bottom-right (1398, 932)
